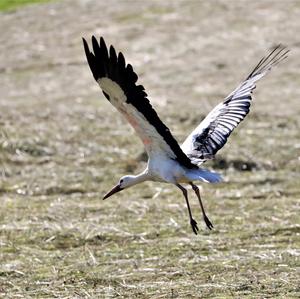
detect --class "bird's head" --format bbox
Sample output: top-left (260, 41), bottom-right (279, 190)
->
top-left (103, 175), bottom-right (138, 200)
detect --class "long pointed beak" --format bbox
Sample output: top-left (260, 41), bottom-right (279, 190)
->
top-left (103, 184), bottom-right (123, 200)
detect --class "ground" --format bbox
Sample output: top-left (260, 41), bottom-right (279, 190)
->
top-left (0, 0), bottom-right (299, 298)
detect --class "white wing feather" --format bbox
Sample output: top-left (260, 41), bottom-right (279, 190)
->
top-left (181, 45), bottom-right (288, 165)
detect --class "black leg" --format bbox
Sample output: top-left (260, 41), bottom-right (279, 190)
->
top-left (176, 184), bottom-right (199, 235)
top-left (190, 183), bottom-right (213, 230)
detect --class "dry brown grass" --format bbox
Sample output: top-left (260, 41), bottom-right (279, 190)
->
top-left (0, 0), bottom-right (299, 298)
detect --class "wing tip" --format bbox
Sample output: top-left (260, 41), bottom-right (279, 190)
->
top-left (82, 37), bottom-right (89, 53)
top-left (109, 44), bottom-right (117, 61)
top-left (100, 36), bottom-right (106, 46)
top-left (82, 36), bottom-right (99, 81)
top-left (247, 43), bottom-right (289, 79)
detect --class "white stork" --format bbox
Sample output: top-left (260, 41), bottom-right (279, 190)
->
top-left (83, 36), bottom-right (288, 234)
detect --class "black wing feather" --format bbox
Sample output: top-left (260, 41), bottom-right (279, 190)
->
top-left (83, 36), bottom-right (196, 169)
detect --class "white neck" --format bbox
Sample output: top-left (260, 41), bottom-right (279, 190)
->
top-left (128, 169), bottom-right (150, 187)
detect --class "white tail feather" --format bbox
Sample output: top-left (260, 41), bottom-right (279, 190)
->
top-left (188, 168), bottom-right (222, 183)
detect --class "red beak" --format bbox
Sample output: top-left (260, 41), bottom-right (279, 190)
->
top-left (103, 184), bottom-right (123, 200)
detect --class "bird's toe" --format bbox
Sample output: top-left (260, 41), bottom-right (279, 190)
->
top-left (190, 219), bottom-right (199, 235)
top-left (204, 215), bottom-right (213, 230)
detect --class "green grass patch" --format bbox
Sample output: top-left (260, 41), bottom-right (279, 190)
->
top-left (0, 0), bottom-right (50, 11)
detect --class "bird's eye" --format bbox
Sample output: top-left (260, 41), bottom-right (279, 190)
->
top-left (120, 179), bottom-right (123, 184)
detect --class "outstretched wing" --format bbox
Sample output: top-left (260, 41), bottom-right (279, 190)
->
top-left (83, 36), bottom-right (196, 169)
top-left (181, 45), bottom-right (289, 165)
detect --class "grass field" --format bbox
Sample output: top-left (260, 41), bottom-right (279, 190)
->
top-left (0, 0), bottom-right (299, 298)
top-left (0, 0), bottom-right (49, 11)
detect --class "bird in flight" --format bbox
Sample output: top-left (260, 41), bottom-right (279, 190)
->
top-left (83, 36), bottom-right (288, 234)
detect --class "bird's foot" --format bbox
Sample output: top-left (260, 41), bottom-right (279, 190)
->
top-left (190, 218), bottom-right (199, 235)
top-left (203, 215), bottom-right (213, 230)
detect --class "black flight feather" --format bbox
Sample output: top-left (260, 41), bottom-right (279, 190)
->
top-left (83, 36), bottom-right (196, 169)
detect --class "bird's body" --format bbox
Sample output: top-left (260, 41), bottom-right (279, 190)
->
top-left (83, 36), bottom-right (288, 234)
top-left (146, 156), bottom-right (221, 184)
